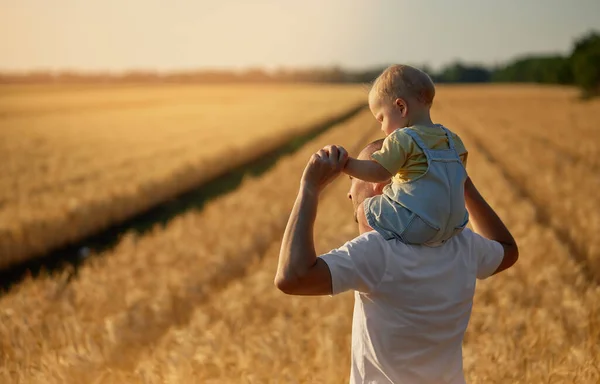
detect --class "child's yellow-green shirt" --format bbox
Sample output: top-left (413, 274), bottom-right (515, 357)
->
top-left (371, 125), bottom-right (468, 184)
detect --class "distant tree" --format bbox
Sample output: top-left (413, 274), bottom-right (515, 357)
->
top-left (570, 31), bottom-right (600, 97)
top-left (436, 62), bottom-right (491, 83)
top-left (491, 55), bottom-right (572, 84)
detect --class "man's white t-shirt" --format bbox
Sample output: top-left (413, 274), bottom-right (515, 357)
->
top-left (320, 228), bottom-right (504, 384)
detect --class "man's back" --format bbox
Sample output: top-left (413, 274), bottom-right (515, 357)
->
top-left (321, 228), bottom-right (503, 383)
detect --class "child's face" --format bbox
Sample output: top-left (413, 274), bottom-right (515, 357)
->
top-left (368, 92), bottom-right (408, 136)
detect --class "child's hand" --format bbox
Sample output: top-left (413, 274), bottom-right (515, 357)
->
top-left (322, 145), bottom-right (349, 168)
top-left (301, 145), bottom-right (348, 194)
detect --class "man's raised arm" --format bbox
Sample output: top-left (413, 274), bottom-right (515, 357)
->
top-left (274, 145), bottom-right (347, 295)
top-left (464, 177), bottom-right (519, 275)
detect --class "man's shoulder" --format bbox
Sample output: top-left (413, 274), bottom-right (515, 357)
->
top-left (452, 227), bottom-right (489, 245)
top-left (446, 228), bottom-right (503, 262)
top-left (349, 230), bottom-right (389, 247)
top-left (342, 228), bottom-right (487, 255)
top-left (443, 228), bottom-right (478, 248)
top-left (327, 231), bottom-right (392, 258)
top-left (344, 231), bottom-right (416, 258)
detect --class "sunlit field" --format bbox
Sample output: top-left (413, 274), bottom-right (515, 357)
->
top-left (1, 85), bottom-right (599, 383)
top-left (0, 84), bottom-right (365, 268)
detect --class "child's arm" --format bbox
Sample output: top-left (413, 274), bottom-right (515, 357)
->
top-left (344, 157), bottom-right (392, 183)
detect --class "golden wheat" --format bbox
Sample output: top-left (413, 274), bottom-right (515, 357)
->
top-left (0, 83), bottom-right (365, 268)
top-left (0, 85), bottom-right (598, 383)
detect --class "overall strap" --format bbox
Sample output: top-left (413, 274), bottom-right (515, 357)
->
top-left (401, 128), bottom-right (430, 154)
top-left (441, 126), bottom-right (457, 151)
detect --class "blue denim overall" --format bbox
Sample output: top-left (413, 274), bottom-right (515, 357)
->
top-left (364, 126), bottom-right (469, 245)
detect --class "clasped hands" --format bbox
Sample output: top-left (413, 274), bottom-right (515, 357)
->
top-left (300, 145), bottom-right (349, 194)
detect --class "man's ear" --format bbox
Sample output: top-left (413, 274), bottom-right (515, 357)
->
top-left (394, 98), bottom-right (408, 117)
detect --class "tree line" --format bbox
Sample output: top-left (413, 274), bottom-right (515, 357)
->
top-left (432, 31), bottom-right (599, 97)
top-left (2, 31), bottom-right (598, 97)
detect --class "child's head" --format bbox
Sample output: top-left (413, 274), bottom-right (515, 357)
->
top-left (369, 64), bottom-right (435, 135)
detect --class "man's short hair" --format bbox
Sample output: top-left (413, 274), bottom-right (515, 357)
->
top-left (359, 138), bottom-right (385, 160)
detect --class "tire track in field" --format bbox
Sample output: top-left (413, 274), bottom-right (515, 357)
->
top-left (0, 103), bottom-right (366, 285)
top-left (449, 112), bottom-right (600, 286)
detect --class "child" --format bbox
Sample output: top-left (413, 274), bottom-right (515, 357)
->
top-left (343, 64), bottom-right (469, 245)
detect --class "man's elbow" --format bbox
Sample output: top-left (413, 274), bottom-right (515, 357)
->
top-left (500, 243), bottom-right (519, 273)
top-left (507, 243), bottom-right (519, 268)
top-left (274, 274), bottom-right (298, 295)
top-left (492, 242), bottom-right (519, 276)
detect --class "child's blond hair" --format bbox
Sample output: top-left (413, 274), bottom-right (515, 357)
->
top-left (370, 65), bottom-right (435, 106)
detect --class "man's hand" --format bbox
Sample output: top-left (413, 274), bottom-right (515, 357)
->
top-left (301, 145), bottom-right (348, 194)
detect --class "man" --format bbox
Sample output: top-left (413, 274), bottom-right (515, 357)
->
top-left (274, 140), bottom-right (518, 383)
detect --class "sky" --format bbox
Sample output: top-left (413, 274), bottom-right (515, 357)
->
top-left (1, 0), bottom-right (599, 72)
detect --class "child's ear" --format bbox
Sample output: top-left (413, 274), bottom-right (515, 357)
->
top-left (394, 98), bottom-right (408, 117)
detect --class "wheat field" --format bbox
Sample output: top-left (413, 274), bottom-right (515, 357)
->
top-left (1, 85), bottom-right (599, 383)
top-left (0, 83), bottom-right (365, 268)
